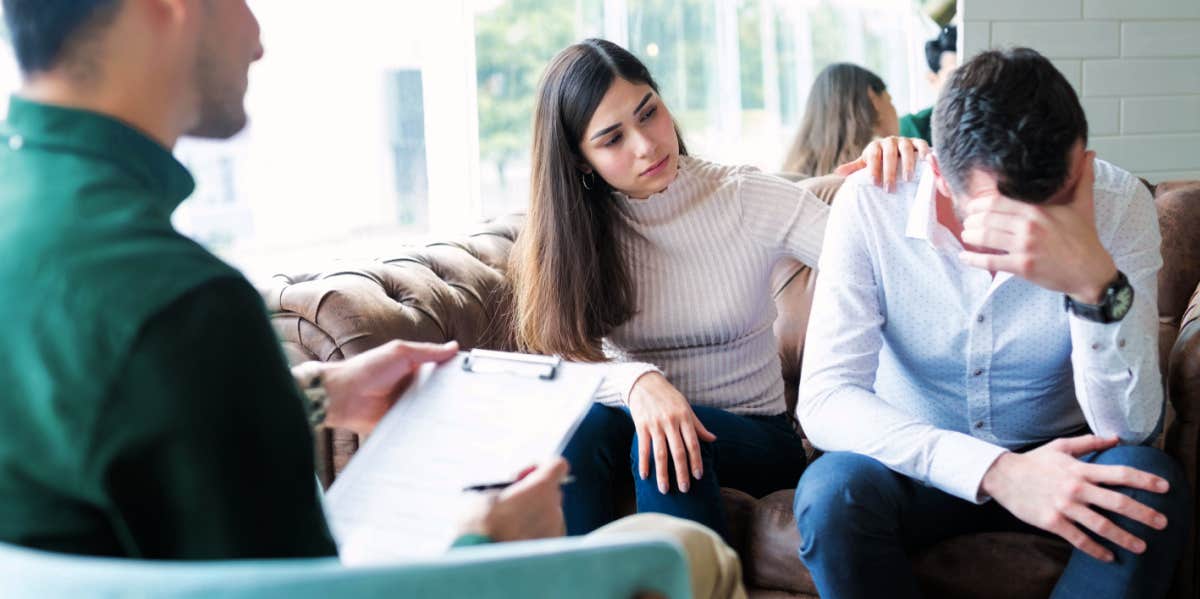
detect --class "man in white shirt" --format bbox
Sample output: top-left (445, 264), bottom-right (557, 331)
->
top-left (793, 47), bottom-right (1189, 598)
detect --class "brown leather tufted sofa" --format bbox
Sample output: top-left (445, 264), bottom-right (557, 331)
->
top-left (262, 175), bottom-right (1200, 598)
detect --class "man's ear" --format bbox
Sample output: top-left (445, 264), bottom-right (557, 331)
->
top-left (925, 71), bottom-right (939, 88)
top-left (143, 0), bottom-right (190, 26)
top-left (134, 0), bottom-right (198, 46)
top-left (929, 153), bottom-right (953, 198)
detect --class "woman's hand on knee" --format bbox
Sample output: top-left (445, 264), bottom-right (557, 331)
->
top-left (628, 372), bottom-right (716, 495)
top-left (835, 136), bottom-right (930, 192)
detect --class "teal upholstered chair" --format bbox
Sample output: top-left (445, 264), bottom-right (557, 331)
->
top-left (0, 533), bottom-right (692, 599)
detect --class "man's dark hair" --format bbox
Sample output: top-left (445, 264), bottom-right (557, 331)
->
top-left (924, 25), bottom-right (956, 74)
top-left (2, 0), bottom-right (123, 73)
top-left (932, 47), bottom-right (1088, 204)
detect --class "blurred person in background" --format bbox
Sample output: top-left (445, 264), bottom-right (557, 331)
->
top-left (781, 63), bottom-right (899, 177)
top-left (899, 24), bottom-right (958, 145)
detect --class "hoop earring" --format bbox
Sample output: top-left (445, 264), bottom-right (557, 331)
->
top-left (581, 171), bottom-right (596, 191)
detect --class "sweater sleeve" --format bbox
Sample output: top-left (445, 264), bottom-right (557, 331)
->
top-left (86, 276), bottom-right (339, 559)
top-left (592, 340), bottom-right (662, 406)
top-left (736, 169), bottom-right (830, 267)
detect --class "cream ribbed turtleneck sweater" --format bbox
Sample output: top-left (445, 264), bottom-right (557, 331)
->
top-left (594, 156), bottom-right (829, 416)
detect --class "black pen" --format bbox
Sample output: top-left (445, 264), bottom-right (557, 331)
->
top-left (462, 475), bottom-right (575, 492)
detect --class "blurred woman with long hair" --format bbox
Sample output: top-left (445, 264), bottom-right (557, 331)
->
top-left (782, 63), bottom-right (899, 176)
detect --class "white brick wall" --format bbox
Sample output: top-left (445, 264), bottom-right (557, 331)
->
top-left (960, 0), bottom-right (1200, 183)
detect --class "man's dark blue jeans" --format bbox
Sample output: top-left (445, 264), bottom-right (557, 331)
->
top-left (562, 403), bottom-right (807, 539)
top-left (793, 447), bottom-right (1190, 598)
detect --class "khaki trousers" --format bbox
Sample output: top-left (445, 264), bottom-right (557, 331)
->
top-left (591, 513), bottom-right (747, 599)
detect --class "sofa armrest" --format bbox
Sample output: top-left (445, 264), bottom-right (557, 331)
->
top-left (0, 535), bottom-right (691, 599)
top-left (262, 218), bottom-right (525, 369)
top-left (1165, 281), bottom-right (1200, 599)
top-left (262, 221), bottom-right (526, 486)
top-left (1167, 282), bottom-right (1200, 450)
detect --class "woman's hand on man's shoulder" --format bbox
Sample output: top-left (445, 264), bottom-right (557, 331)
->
top-left (835, 136), bottom-right (931, 192)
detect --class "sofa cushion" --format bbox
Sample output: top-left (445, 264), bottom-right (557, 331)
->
top-left (772, 174), bottom-right (844, 421)
top-left (743, 489), bottom-right (811, 594)
top-left (911, 532), bottom-right (1071, 599)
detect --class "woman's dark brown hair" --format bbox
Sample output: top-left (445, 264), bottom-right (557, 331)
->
top-left (510, 38), bottom-right (686, 361)
top-left (781, 63), bottom-right (887, 176)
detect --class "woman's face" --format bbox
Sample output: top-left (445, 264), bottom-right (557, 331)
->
top-left (579, 77), bottom-right (680, 200)
top-left (870, 88), bottom-right (899, 138)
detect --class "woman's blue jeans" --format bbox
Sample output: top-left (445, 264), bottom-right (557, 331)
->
top-left (793, 448), bottom-right (1191, 599)
top-left (561, 402), bottom-right (808, 539)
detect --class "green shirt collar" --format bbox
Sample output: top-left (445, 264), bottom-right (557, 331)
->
top-left (5, 95), bottom-right (195, 209)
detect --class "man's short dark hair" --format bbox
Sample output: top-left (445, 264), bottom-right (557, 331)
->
top-left (924, 25), bottom-right (956, 74)
top-left (3, 0), bottom-right (123, 74)
top-left (932, 47), bottom-right (1088, 204)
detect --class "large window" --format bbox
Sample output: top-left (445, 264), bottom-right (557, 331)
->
top-left (473, 0), bottom-right (938, 219)
top-left (0, 24), bottom-right (19, 118)
top-left (0, 1), bottom-right (938, 281)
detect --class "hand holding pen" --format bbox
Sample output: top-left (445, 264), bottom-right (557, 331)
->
top-left (463, 474), bottom-right (575, 492)
top-left (456, 458), bottom-right (569, 542)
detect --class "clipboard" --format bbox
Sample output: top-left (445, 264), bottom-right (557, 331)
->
top-left (323, 349), bottom-right (605, 565)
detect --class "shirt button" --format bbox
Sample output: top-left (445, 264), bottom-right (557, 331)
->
top-left (1091, 343), bottom-right (1101, 350)
top-left (8, 135), bottom-right (23, 150)
top-left (976, 315), bottom-right (985, 323)
top-left (974, 421), bottom-right (984, 429)
top-left (1118, 339), bottom-right (1126, 348)
top-left (973, 369), bottom-right (984, 377)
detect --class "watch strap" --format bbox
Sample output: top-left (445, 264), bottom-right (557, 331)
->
top-left (293, 362), bottom-right (329, 427)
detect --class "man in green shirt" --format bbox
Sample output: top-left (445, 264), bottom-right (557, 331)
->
top-left (898, 25), bottom-right (957, 145)
top-left (0, 4), bottom-right (754, 596)
top-left (0, 0), bottom-right (566, 559)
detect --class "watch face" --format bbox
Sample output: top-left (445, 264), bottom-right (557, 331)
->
top-left (1111, 283), bottom-right (1134, 320)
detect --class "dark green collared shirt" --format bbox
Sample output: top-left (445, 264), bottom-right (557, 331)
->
top-left (899, 106), bottom-right (934, 145)
top-left (0, 96), bottom-right (336, 559)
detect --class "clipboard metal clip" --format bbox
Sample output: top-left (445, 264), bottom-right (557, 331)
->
top-left (461, 349), bottom-right (561, 380)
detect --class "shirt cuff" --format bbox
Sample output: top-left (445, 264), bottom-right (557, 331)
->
top-left (927, 432), bottom-right (1009, 504)
top-left (1068, 314), bottom-right (1134, 374)
top-left (595, 362), bottom-right (662, 406)
top-left (449, 533), bottom-right (493, 548)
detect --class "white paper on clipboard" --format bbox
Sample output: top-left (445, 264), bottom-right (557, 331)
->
top-left (323, 349), bottom-right (605, 565)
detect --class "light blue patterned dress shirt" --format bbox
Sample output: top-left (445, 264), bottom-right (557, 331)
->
top-left (797, 158), bottom-right (1162, 503)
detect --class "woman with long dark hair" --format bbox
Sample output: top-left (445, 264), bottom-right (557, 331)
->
top-left (510, 39), bottom-right (918, 538)
top-left (782, 63), bottom-right (899, 176)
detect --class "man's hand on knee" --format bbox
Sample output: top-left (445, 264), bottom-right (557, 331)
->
top-left (980, 434), bottom-right (1171, 562)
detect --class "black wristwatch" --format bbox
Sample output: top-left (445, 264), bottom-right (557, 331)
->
top-left (1064, 271), bottom-right (1133, 324)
